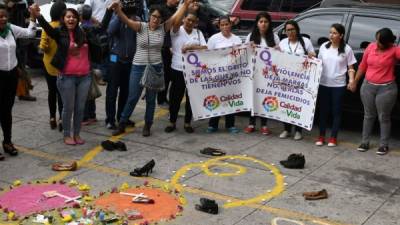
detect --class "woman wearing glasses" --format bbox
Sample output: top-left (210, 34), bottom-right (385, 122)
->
top-left (111, 0), bottom-right (193, 137)
top-left (278, 20), bottom-right (315, 141)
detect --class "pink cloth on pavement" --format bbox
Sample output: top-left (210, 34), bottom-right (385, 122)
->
top-left (0, 184), bottom-right (80, 217)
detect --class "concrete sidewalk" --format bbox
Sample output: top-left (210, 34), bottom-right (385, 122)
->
top-left (0, 70), bottom-right (399, 225)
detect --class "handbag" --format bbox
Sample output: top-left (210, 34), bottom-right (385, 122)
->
top-left (139, 25), bottom-right (165, 91)
top-left (87, 72), bottom-right (102, 100)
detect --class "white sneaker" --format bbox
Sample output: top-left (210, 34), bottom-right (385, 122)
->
top-left (279, 131), bottom-right (289, 139)
top-left (294, 131), bottom-right (303, 140)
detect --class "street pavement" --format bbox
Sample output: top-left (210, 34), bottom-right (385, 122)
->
top-left (0, 69), bottom-right (400, 225)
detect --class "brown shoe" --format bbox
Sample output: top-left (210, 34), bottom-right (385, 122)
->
top-left (142, 123), bottom-right (151, 137)
top-left (302, 189), bottom-right (328, 200)
top-left (52, 161), bottom-right (78, 171)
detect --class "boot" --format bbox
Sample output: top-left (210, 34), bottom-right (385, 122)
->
top-left (142, 123), bottom-right (151, 137)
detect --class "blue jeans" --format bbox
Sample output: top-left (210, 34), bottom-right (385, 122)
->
top-left (318, 85), bottom-right (346, 138)
top-left (120, 64), bottom-right (163, 125)
top-left (57, 75), bottom-right (91, 137)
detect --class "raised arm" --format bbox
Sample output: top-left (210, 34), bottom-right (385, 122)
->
top-left (10, 3), bottom-right (39, 39)
top-left (166, 0), bottom-right (192, 32)
top-left (31, 4), bottom-right (60, 40)
top-left (110, 1), bottom-right (141, 32)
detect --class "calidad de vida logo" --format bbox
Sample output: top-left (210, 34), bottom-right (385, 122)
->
top-left (262, 96), bottom-right (302, 119)
top-left (203, 93), bottom-right (244, 111)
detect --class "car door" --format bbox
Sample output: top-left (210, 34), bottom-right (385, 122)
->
top-left (344, 13), bottom-right (400, 117)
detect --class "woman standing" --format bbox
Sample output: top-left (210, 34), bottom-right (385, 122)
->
top-left (0, 3), bottom-right (37, 160)
top-left (206, 16), bottom-right (242, 134)
top-left (32, 7), bottom-right (106, 145)
top-left (112, 0), bottom-right (192, 137)
top-left (278, 20), bottom-right (315, 140)
top-left (164, 11), bottom-right (207, 133)
top-left (244, 12), bottom-right (279, 135)
top-left (315, 23), bottom-right (357, 147)
top-left (349, 28), bottom-right (400, 155)
top-left (39, 1), bottom-right (66, 131)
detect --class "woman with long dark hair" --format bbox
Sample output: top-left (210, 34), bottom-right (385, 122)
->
top-left (315, 23), bottom-right (356, 147)
top-left (0, 3), bottom-right (37, 160)
top-left (32, 6), bottom-right (112, 145)
top-left (111, 0), bottom-right (192, 137)
top-left (206, 15), bottom-right (242, 134)
top-left (349, 28), bottom-right (400, 155)
top-left (278, 20), bottom-right (315, 141)
top-left (244, 11), bottom-right (279, 135)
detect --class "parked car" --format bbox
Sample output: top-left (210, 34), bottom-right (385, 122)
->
top-left (273, 6), bottom-right (400, 119)
top-left (27, 0), bottom-right (83, 68)
top-left (230, 0), bottom-right (321, 37)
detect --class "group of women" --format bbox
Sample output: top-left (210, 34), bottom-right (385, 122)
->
top-left (0, 0), bottom-right (399, 161)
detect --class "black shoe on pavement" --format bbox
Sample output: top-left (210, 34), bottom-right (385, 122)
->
top-left (18, 95), bottom-right (36, 101)
top-left (376, 146), bottom-right (389, 155)
top-left (357, 143), bottom-right (369, 152)
top-left (280, 153), bottom-right (305, 169)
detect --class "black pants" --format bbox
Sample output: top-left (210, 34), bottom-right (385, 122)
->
top-left (0, 68), bottom-right (18, 144)
top-left (105, 60), bottom-right (131, 124)
top-left (44, 72), bottom-right (63, 119)
top-left (209, 115), bottom-right (235, 129)
top-left (168, 69), bottom-right (192, 123)
top-left (249, 116), bottom-right (267, 126)
top-left (157, 48), bottom-right (172, 104)
top-left (84, 99), bottom-right (96, 120)
top-left (284, 123), bottom-right (302, 133)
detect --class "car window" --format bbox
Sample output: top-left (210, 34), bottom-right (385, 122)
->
top-left (348, 16), bottom-right (400, 50)
top-left (241, 0), bottom-right (281, 11)
top-left (280, 0), bottom-right (321, 13)
top-left (296, 14), bottom-right (344, 47)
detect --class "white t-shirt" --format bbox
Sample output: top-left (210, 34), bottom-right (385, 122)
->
top-left (245, 33), bottom-right (280, 47)
top-left (84, 0), bottom-right (113, 21)
top-left (279, 37), bottom-right (314, 55)
top-left (171, 26), bottom-right (206, 71)
top-left (207, 32), bottom-right (242, 49)
top-left (318, 42), bottom-right (357, 87)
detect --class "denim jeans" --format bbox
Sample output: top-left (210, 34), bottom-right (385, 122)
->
top-left (120, 63), bottom-right (163, 125)
top-left (57, 75), bottom-right (91, 137)
top-left (360, 80), bottom-right (397, 147)
top-left (105, 61), bottom-right (131, 125)
top-left (318, 85), bottom-right (346, 138)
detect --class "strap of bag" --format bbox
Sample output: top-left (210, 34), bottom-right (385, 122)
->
top-left (146, 23), bottom-right (150, 63)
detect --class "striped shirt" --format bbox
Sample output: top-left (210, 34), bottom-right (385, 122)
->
top-left (133, 22), bottom-right (165, 65)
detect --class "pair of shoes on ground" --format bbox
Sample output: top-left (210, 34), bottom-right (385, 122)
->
top-left (52, 161), bottom-right (78, 171)
top-left (50, 119), bottom-right (63, 131)
top-left (357, 143), bottom-right (389, 155)
top-left (195, 198), bottom-right (218, 214)
top-left (279, 131), bottom-right (302, 140)
top-left (302, 189), bottom-right (328, 200)
top-left (280, 153), bottom-right (305, 169)
top-left (315, 137), bottom-right (337, 147)
top-left (64, 137), bottom-right (85, 145)
top-left (244, 125), bottom-right (271, 135)
top-left (165, 124), bottom-right (194, 133)
top-left (101, 140), bottom-right (127, 151)
top-left (206, 126), bottom-right (240, 134)
top-left (0, 143), bottom-right (18, 160)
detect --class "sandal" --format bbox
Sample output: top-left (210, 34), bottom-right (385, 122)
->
top-left (302, 189), bottom-right (328, 200)
top-left (52, 161), bottom-right (78, 171)
top-left (200, 147), bottom-right (226, 156)
top-left (3, 143), bottom-right (18, 156)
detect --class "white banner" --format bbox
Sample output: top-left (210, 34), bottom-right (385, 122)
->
top-left (182, 44), bottom-right (322, 131)
top-left (182, 44), bottom-right (253, 120)
top-left (252, 46), bottom-right (322, 131)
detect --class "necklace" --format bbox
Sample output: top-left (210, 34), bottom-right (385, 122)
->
top-left (288, 39), bottom-right (299, 54)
